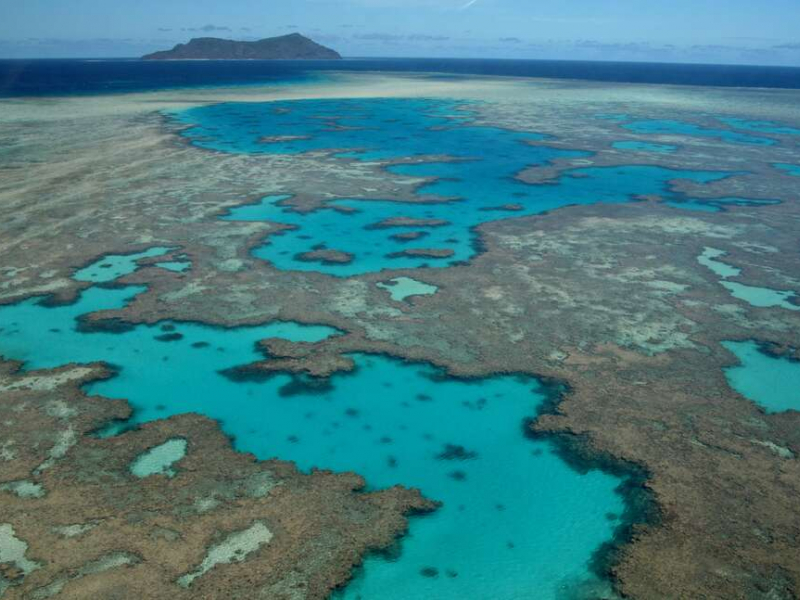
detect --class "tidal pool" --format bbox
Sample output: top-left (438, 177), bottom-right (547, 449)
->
top-left (174, 97), bottom-right (759, 276)
top-left (721, 282), bottom-right (800, 311)
top-left (698, 247), bottom-right (742, 279)
top-left (74, 246), bottom-right (174, 283)
top-left (0, 273), bottom-right (628, 599)
top-left (376, 276), bottom-right (438, 302)
top-left (154, 260), bottom-right (191, 273)
top-left (375, 277), bottom-right (439, 302)
top-left (724, 341), bottom-right (800, 413)
top-left (697, 247), bottom-right (800, 311)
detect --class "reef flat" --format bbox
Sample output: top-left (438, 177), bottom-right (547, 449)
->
top-left (2, 72), bottom-right (800, 598)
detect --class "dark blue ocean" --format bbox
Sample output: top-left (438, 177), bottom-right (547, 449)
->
top-left (2, 57), bottom-right (800, 97)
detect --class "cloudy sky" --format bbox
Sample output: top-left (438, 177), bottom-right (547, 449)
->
top-left (1, 0), bottom-right (799, 65)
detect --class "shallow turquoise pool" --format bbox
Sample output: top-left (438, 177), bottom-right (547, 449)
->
top-left (697, 247), bottom-right (800, 310)
top-left (724, 341), bottom-right (800, 413)
top-left (775, 163), bottom-right (800, 177)
top-left (73, 246), bottom-right (175, 283)
top-left (717, 117), bottom-right (800, 136)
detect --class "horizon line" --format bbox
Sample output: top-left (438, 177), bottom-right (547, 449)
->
top-left (1, 55), bottom-right (800, 70)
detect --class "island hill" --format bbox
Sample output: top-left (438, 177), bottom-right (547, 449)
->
top-left (142, 33), bottom-right (341, 60)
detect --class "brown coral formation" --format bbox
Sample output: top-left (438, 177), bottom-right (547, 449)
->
top-left (387, 248), bottom-right (455, 259)
top-left (390, 231), bottom-right (429, 242)
top-left (295, 248), bottom-right (355, 266)
top-left (479, 203), bottom-right (524, 212)
top-left (365, 217), bottom-right (450, 230)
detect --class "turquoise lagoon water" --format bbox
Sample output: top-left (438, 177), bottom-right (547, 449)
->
top-left (721, 282), bottom-right (800, 311)
top-left (718, 117), bottom-right (800, 136)
top-left (776, 163), bottom-right (800, 177)
top-left (74, 246), bottom-right (175, 283)
top-left (698, 247), bottom-right (742, 279)
top-left (724, 341), bottom-right (800, 413)
top-left (154, 260), bottom-right (191, 273)
top-left (611, 141), bottom-right (677, 153)
top-left (223, 165), bottom-right (756, 275)
top-left (172, 98), bottom-right (760, 276)
top-left (613, 115), bottom-right (800, 143)
top-left (0, 269), bottom-right (627, 599)
top-left (376, 276), bottom-right (438, 302)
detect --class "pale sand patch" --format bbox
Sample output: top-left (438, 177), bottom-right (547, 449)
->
top-left (51, 523), bottom-right (99, 539)
top-left (177, 521), bottom-right (273, 588)
top-left (0, 367), bottom-right (98, 393)
top-left (130, 438), bottom-right (188, 478)
top-left (0, 523), bottom-right (41, 593)
top-left (751, 439), bottom-right (795, 459)
top-left (0, 480), bottom-right (45, 499)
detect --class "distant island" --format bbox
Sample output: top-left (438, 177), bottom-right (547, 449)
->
top-left (142, 33), bottom-right (341, 60)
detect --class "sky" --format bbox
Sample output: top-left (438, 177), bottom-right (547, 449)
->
top-left (1, 0), bottom-right (799, 65)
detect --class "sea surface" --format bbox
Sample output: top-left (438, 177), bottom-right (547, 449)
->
top-left (2, 57), bottom-right (799, 598)
top-left (2, 57), bottom-right (800, 97)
